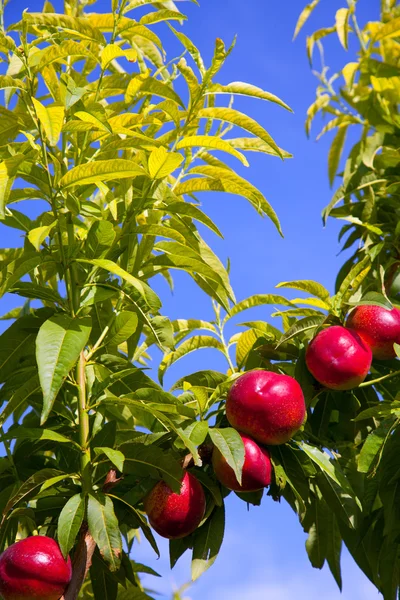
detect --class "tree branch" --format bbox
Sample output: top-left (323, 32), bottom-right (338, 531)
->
top-left (61, 527), bottom-right (96, 600)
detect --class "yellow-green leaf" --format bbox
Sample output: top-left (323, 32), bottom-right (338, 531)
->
top-left (0, 75), bottom-right (26, 91)
top-left (207, 82), bottom-right (292, 112)
top-left (148, 147), bottom-right (183, 179)
top-left (198, 107), bottom-right (282, 158)
top-left (21, 13), bottom-right (105, 44)
top-left (27, 221), bottom-right (56, 251)
top-left (59, 159), bottom-right (143, 188)
top-left (375, 17), bottom-right (400, 41)
top-left (328, 125), bottom-right (348, 188)
top-left (32, 98), bottom-right (64, 147)
top-left (0, 154), bottom-right (26, 219)
top-left (293, 0), bottom-right (320, 40)
top-left (342, 62), bottom-right (359, 87)
top-left (336, 8), bottom-right (350, 50)
top-left (176, 166), bottom-right (282, 236)
top-left (38, 40), bottom-right (98, 70)
top-left (100, 44), bottom-right (137, 69)
top-left (140, 9), bottom-right (187, 26)
top-left (74, 111), bottom-right (112, 133)
top-left (176, 135), bottom-right (248, 166)
top-left (227, 137), bottom-right (292, 158)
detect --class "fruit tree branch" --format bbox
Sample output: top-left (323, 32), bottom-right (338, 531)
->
top-left (61, 528), bottom-right (96, 600)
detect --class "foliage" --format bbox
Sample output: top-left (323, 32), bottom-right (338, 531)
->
top-left (0, 0), bottom-right (292, 598)
top-left (159, 1), bottom-right (400, 599)
top-left (232, 1), bottom-right (400, 598)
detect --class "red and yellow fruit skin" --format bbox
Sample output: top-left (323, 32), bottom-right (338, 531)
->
top-left (212, 433), bottom-right (272, 492)
top-left (225, 370), bottom-right (306, 446)
top-left (346, 305), bottom-right (400, 360)
top-left (0, 536), bottom-right (72, 600)
top-left (144, 472), bottom-right (206, 540)
top-left (306, 325), bottom-right (372, 390)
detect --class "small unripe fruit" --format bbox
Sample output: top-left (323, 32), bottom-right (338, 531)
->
top-left (226, 370), bottom-right (306, 446)
top-left (212, 433), bottom-right (272, 492)
top-left (144, 472), bottom-right (206, 539)
top-left (0, 536), bottom-right (72, 600)
top-left (346, 304), bottom-right (400, 360)
top-left (306, 325), bottom-right (372, 390)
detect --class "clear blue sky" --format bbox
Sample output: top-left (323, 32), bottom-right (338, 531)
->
top-left (3, 0), bottom-right (382, 598)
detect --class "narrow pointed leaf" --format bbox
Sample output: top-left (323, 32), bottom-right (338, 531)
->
top-left (36, 314), bottom-right (92, 423)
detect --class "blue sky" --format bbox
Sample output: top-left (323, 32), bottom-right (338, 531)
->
top-left (2, 0), bottom-right (383, 598)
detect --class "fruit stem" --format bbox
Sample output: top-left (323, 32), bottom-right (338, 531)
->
top-left (359, 369), bottom-right (400, 388)
top-left (213, 301), bottom-right (236, 373)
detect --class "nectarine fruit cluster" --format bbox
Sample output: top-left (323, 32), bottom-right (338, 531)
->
top-left (145, 369), bottom-right (306, 539)
top-left (306, 305), bottom-right (400, 390)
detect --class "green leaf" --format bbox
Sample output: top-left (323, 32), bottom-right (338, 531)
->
top-left (1, 427), bottom-right (74, 445)
top-left (207, 82), bottom-right (292, 112)
top-left (358, 418), bottom-right (396, 474)
top-left (209, 428), bottom-right (245, 485)
top-left (305, 498), bottom-right (328, 569)
top-left (59, 160), bottom-right (143, 188)
top-left (293, 0), bottom-right (320, 39)
top-left (148, 147), bottom-right (184, 179)
top-left (76, 258), bottom-right (161, 312)
top-left (36, 314), bottom-right (92, 423)
top-left (176, 135), bottom-right (248, 166)
top-left (107, 312), bottom-right (138, 347)
top-left (276, 315), bottom-right (326, 346)
top-left (0, 375), bottom-right (40, 428)
top-left (3, 469), bottom-right (64, 516)
top-left (10, 282), bottom-right (64, 305)
top-left (298, 442), bottom-right (358, 501)
top-left (328, 125), bottom-right (348, 188)
top-left (94, 447), bottom-right (125, 472)
top-left (336, 255), bottom-right (371, 307)
top-left (198, 107), bottom-right (282, 158)
top-left (58, 494), bottom-right (85, 558)
top-left (32, 98), bottom-right (65, 147)
top-left (335, 8), bottom-right (350, 50)
top-left (158, 335), bottom-right (225, 384)
top-left (191, 505), bottom-right (225, 580)
top-left (87, 493), bottom-right (122, 571)
top-left (117, 442), bottom-right (183, 492)
top-left (86, 221), bottom-right (116, 259)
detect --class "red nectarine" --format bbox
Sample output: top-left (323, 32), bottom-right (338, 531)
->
top-left (144, 472), bottom-right (206, 539)
top-left (212, 433), bottom-right (272, 492)
top-left (0, 536), bottom-right (72, 600)
top-left (346, 304), bottom-right (400, 360)
top-left (306, 325), bottom-right (372, 390)
top-left (225, 370), bottom-right (306, 445)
